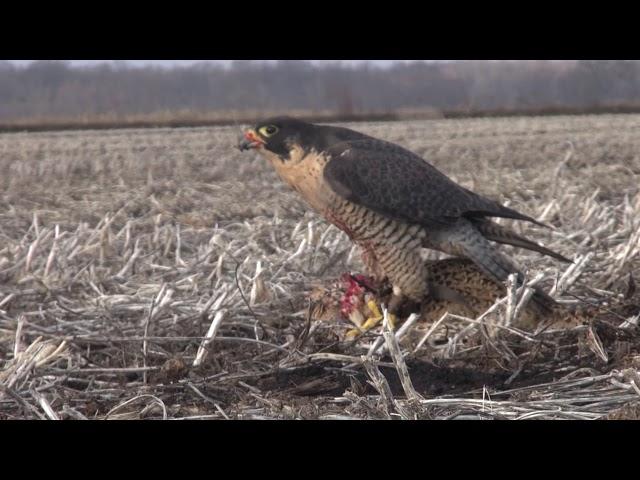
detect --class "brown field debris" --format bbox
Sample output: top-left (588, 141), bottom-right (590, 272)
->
top-left (1, 114), bottom-right (639, 419)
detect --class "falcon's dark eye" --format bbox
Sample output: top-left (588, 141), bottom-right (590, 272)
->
top-left (259, 125), bottom-right (279, 137)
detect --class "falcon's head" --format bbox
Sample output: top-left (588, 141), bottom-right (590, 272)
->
top-left (238, 116), bottom-right (371, 162)
top-left (238, 116), bottom-right (317, 162)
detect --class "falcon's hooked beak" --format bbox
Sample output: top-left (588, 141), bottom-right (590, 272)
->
top-left (237, 129), bottom-right (266, 151)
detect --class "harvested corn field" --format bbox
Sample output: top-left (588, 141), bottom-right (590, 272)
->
top-left (1, 114), bottom-right (640, 419)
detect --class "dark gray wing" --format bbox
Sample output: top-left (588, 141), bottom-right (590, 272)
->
top-left (323, 139), bottom-right (545, 229)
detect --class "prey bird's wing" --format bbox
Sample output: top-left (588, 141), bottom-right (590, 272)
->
top-left (323, 139), bottom-right (545, 229)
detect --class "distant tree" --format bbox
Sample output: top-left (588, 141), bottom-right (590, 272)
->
top-left (1, 60), bottom-right (640, 123)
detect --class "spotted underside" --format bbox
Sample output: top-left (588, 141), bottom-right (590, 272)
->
top-left (311, 257), bottom-right (595, 333)
top-left (328, 196), bottom-right (428, 300)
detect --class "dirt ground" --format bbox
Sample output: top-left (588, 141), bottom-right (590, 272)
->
top-left (1, 115), bottom-right (639, 419)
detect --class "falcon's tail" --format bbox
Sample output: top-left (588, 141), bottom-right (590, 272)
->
top-left (457, 225), bottom-right (556, 313)
top-left (473, 219), bottom-right (572, 264)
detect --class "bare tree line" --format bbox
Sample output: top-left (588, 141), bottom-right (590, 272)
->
top-left (0, 60), bottom-right (639, 122)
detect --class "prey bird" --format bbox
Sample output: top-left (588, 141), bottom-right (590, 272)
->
top-left (238, 117), bottom-right (571, 330)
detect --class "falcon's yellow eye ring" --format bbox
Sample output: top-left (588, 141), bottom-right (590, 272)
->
top-left (259, 125), bottom-right (279, 137)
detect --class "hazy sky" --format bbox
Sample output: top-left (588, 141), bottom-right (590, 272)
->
top-left (8, 60), bottom-right (440, 69)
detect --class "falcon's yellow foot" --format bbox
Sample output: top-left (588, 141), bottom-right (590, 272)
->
top-left (346, 299), bottom-right (396, 338)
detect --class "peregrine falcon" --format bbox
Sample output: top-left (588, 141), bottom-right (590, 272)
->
top-left (238, 116), bottom-right (570, 321)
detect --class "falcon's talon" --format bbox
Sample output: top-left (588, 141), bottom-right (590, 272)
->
top-left (344, 298), bottom-right (396, 338)
top-left (346, 328), bottom-right (361, 339)
top-left (366, 299), bottom-right (382, 321)
top-left (365, 299), bottom-right (396, 329)
top-left (361, 315), bottom-right (383, 331)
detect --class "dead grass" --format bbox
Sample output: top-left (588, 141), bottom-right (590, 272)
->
top-left (1, 114), bottom-right (639, 420)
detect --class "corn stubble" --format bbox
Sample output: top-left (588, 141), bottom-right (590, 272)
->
top-left (1, 114), bottom-right (639, 420)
